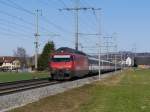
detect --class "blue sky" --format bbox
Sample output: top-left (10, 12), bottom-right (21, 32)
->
top-left (0, 0), bottom-right (150, 56)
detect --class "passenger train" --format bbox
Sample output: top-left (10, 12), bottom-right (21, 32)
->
top-left (49, 47), bottom-right (120, 80)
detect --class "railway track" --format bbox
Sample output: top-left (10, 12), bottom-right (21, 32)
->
top-left (0, 78), bottom-right (59, 96)
top-left (0, 70), bottom-right (120, 96)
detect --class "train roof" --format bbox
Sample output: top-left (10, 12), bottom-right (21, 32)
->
top-left (56, 47), bottom-right (87, 56)
top-left (88, 56), bottom-right (114, 63)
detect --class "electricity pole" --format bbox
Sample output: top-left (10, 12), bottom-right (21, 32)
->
top-left (115, 44), bottom-right (118, 72)
top-left (121, 52), bottom-right (123, 72)
top-left (93, 8), bottom-right (102, 80)
top-left (59, 0), bottom-right (95, 50)
top-left (34, 9), bottom-right (41, 70)
top-left (75, 0), bottom-right (79, 50)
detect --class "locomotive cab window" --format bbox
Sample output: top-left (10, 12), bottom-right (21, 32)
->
top-left (52, 55), bottom-right (73, 62)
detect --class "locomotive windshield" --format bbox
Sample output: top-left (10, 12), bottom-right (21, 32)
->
top-left (52, 55), bottom-right (72, 62)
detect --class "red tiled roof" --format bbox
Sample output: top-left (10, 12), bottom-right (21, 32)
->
top-left (0, 56), bottom-right (18, 63)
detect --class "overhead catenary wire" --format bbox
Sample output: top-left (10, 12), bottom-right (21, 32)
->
top-left (80, 1), bottom-right (97, 26)
top-left (0, 1), bottom-right (52, 33)
top-left (6, 0), bottom-right (34, 15)
top-left (0, 24), bottom-right (33, 38)
top-left (41, 16), bottom-right (72, 33)
top-left (0, 17), bottom-right (59, 39)
top-left (0, 9), bottom-right (51, 34)
top-left (0, 18), bottom-right (34, 31)
top-left (0, 34), bottom-right (32, 40)
top-left (2, 0), bottom-right (97, 37)
top-left (0, 24), bottom-right (32, 36)
top-left (77, 1), bottom-right (103, 51)
top-left (0, 30), bottom-right (33, 40)
top-left (37, 0), bottom-right (73, 34)
top-left (35, 0), bottom-right (79, 45)
top-left (0, 10), bottom-right (33, 25)
top-left (0, 20), bottom-right (36, 36)
top-left (6, 0), bottom-right (70, 34)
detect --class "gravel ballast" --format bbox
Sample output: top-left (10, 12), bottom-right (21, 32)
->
top-left (0, 72), bottom-right (119, 112)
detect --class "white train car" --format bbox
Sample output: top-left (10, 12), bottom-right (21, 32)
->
top-left (88, 56), bottom-right (120, 74)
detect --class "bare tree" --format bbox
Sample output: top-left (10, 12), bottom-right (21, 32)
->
top-left (14, 47), bottom-right (28, 68)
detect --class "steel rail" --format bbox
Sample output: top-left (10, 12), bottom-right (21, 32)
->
top-left (0, 78), bottom-right (59, 96)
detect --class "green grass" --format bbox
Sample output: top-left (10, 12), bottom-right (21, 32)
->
top-left (10, 69), bottom-right (150, 112)
top-left (0, 72), bottom-right (49, 83)
top-left (80, 69), bottom-right (150, 112)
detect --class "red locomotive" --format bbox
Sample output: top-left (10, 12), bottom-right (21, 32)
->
top-left (50, 47), bottom-right (89, 80)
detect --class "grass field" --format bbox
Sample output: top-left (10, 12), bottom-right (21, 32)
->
top-left (10, 69), bottom-right (150, 112)
top-left (0, 72), bottom-right (49, 83)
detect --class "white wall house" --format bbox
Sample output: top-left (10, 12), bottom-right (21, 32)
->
top-left (0, 57), bottom-right (21, 71)
top-left (2, 60), bottom-right (20, 70)
top-left (126, 57), bottom-right (133, 66)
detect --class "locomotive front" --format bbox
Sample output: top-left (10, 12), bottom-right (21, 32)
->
top-left (50, 54), bottom-right (74, 80)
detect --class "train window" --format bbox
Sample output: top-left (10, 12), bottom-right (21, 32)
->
top-left (52, 58), bottom-right (71, 62)
top-left (52, 55), bottom-right (73, 62)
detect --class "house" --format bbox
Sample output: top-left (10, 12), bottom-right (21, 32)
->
top-left (126, 57), bottom-right (134, 66)
top-left (0, 57), bottom-right (21, 71)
